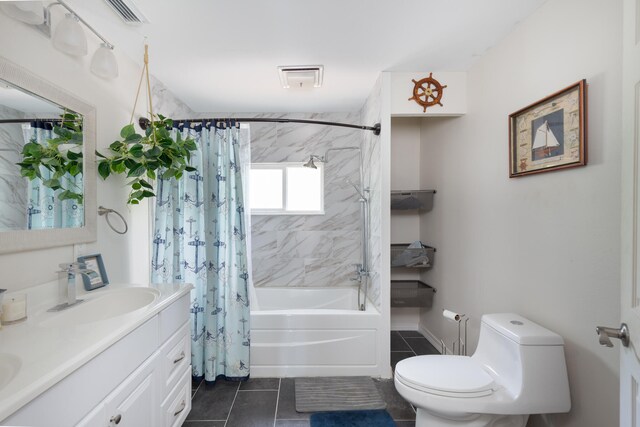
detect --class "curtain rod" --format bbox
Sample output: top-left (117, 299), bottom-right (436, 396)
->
top-left (138, 117), bottom-right (381, 135)
top-left (0, 118), bottom-right (70, 124)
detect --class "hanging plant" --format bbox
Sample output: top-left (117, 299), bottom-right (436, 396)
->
top-left (17, 111), bottom-right (84, 203)
top-left (96, 114), bottom-right (197, 204)
top-left (95, 44), bottom-right (197, 204)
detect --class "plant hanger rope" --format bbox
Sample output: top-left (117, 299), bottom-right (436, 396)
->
top-left (129, 43), bottom-right (156, 131)
top-left (97, 42), bottom-right (198, 204)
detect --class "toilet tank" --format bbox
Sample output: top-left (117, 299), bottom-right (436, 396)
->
top-left (472, 313), bottom-right (571, 414)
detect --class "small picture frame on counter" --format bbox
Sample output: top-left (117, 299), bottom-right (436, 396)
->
top-left (77, 253), bottom-right (109, 291)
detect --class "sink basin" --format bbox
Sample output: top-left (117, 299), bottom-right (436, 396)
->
top-left (40, 287), bottom-right (160, 328)
top-left (0, 353), bottom-right (21, 391)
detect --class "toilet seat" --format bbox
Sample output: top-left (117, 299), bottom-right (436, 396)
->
top-left (395, 355), bottom-right (497, 398)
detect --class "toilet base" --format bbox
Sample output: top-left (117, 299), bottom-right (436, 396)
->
top-left (415, 408), bottom-right (529, 427)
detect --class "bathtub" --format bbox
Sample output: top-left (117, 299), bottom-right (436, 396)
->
top-left (250, 287), bottom-right (382, 377)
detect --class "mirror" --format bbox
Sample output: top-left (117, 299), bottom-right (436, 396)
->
top-left (0, 56), bottom-right (96, 254)
top-left (0, 80), bottom-right (84, 231)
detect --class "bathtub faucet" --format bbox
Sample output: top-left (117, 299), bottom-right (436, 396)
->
top-left (351, 264), bottom-right (369, 282)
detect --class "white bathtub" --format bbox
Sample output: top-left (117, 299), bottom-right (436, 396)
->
top-left (250, 287), bottom-right (382, 377)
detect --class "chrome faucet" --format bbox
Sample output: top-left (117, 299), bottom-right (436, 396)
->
top-left (350, 264), bottom-right (369, 282)
top-left (48, 262), bottom-right (95, 312)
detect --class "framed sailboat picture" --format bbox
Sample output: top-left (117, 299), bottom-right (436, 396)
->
top-left (509, 80), bottom-right (587, 177)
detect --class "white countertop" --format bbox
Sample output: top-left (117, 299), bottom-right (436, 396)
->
top-left (0, 282), bottom-right (193, 422)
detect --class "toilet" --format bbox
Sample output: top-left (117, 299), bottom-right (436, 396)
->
top-left (394, 313), bottom-right (571, 427)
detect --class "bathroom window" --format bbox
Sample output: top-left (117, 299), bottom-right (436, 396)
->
top-left (249, 163), bottom-right (324, 215)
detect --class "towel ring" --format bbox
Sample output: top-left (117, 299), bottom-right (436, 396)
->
top-left (98, 206), bottom-right (128, 235)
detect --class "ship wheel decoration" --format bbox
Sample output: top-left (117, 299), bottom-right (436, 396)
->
top-left (409, 73), bottom-right (447, 112)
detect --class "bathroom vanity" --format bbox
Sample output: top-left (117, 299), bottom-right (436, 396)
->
top-left (0, 282), bottom-right (192, 427)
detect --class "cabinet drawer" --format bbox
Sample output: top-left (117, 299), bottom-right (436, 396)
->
top-left (159, 293), bottom-right (190, 343)
top-left (159, 321), bottom-right (191, 394)
top-left (161, 366), bottom-right (191, 427)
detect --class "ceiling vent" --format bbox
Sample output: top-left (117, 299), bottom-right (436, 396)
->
top-left (103, 0), bottom-right (149, 24)
top-left (278, 65), bottom-right (324, 89)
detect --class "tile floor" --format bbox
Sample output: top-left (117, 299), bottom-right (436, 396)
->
top-left (390, 330), bottom-right (440, 371)
top-left (183, 330), bottom-right (437, 427)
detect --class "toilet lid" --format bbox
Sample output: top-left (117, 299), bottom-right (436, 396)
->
top-left (395, 355), bottom-right (496, 397)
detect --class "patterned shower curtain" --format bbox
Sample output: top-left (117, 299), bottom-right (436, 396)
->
top-left (23, 121), bottom-right (83, 229)
top-left (151, 122), bottom-right (251, 383)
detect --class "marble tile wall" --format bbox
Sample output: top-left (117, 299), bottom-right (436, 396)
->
top-left (247, 113), bottom-right (363, 287)
top-left (360, 76), bottom-right (382, 308)
top-left (0, 105), bottom-right (27, 230)
top-left (150, 76), bottom-right (196, 119)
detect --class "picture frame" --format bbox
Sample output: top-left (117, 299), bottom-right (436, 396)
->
top-left (509, 80), bottom-right (587, 177)
top-left (77, 253), bottom-right (109, 291)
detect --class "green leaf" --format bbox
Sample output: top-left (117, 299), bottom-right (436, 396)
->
top-left (43, 178), bottom-right (61, 190)
top-left (95, 150), bottom-right (107, 159)
top-left (132, 182), bottom-right (142, 190)
top-left (68, 163), bottom-right (81, 176)
top-left (131, 190), bottom-right (143, 199)
top-left (146, 169), bottom-right (156, 180)
top-left (113, 161), bottom-right (127, 174)
top-left (66, 151), bottom-right (80, 161)
top-left (127, 164), bottom-right (146, 177)
top-left (129, 199), bottom-right (139, 205)
top-left (125, 133), bottom-right (142, 142)
top-left (185, 166), bottom-right (197, 172)
top-left (145, 146), bottom-right (162, 158)
top-left (141, 190), bottom-right (155, 198)
top-left (110, 141), bottom-right (124, 152)
top-left (120, 124), bottom-right (135, 139)
top-left (161, 169), bottom-right (174, 179)
top-left (139, 179), bottom-right (153, 189)
top-left (129, 144), bottom-right (144, 158)
top-left (124, 158), bottom-right (139, 169)
top-left (98, 161), bottom-right (111, 179)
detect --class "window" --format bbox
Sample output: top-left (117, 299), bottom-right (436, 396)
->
top-left (249, 163), bottom-right (324, 214)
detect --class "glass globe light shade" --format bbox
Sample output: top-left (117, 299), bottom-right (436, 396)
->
top-left (91, 44), bottom-right (119, 79)
top-left (0, 2), bottom-right (45, 25)
top-left (52, 14), bottom-right (87, 57)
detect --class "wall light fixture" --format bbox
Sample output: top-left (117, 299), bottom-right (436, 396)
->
top-left (0, 1), bottom-right (119, 79)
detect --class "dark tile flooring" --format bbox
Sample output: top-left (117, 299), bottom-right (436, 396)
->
top-left (183, 330), bottom-right (437, 427)
top-left (390, 330), bottom-right (440, 371)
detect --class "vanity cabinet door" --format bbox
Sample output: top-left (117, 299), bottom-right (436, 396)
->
top-left (75, 403), bottom-right (106, 427)
top-left (102, 353), bottom-right (159, 427)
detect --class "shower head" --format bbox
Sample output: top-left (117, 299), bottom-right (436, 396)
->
top-left (303, 154), bottom-right (324, 169)
top-left (303, 156), bottom-right (318, 169)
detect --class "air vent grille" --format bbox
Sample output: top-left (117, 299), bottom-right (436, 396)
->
top-left (277, 65), bottom-right (324, 89)
top-left (103, 0), bottom-right (148, 24)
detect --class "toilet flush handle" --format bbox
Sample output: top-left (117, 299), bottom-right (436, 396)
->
top-left (595, 323), bottom-right (629, 348)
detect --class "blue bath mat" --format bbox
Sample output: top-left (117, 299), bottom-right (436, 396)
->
top-left (310, 409), bottom-right (396, 427)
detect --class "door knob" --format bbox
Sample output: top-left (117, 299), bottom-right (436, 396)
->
top-left (595, 323), bottom-right (629, 347)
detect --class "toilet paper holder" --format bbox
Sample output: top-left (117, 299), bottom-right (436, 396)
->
top-left (443, 309), bottom-right (469, 356)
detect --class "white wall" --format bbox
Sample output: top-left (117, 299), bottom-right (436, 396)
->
top-left (0, 10), bottom-right (148, 291)
top-left (390, 118), bottom-right (423, 330)
top-left (418, 0), bottom-right (621, 425)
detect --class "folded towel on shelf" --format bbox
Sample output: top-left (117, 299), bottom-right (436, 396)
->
top-left (391, 240), bottom-right (430, 267)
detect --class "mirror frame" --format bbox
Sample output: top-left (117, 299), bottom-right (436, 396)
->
top-left (0, 56), bottom-right (96, 254)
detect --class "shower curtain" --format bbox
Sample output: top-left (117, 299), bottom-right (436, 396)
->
top-left (151, 122), bottom-right (251, 383)
top-left (23, 121), bottom-right (83, 229)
